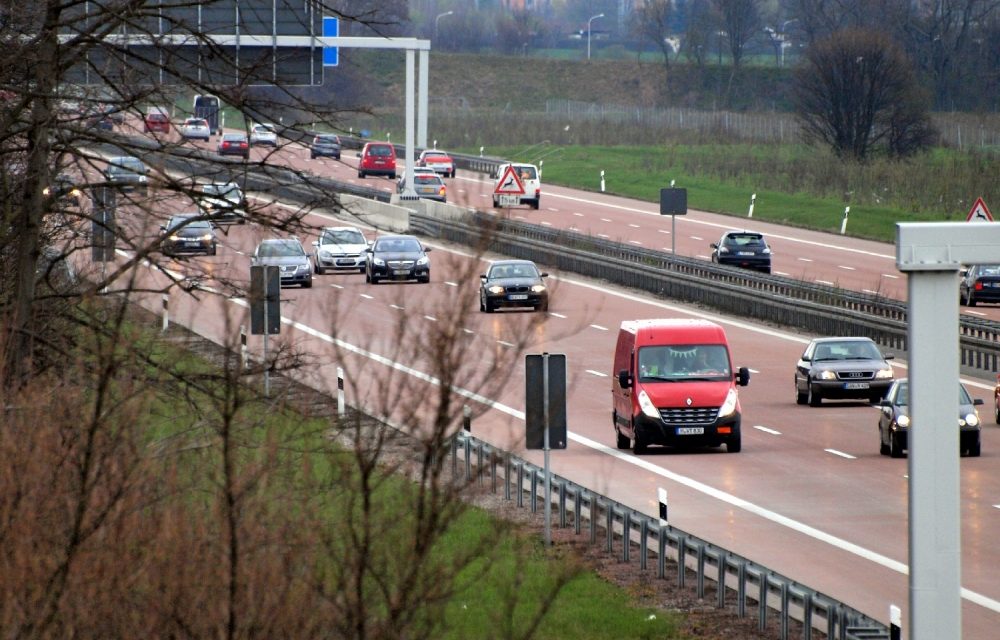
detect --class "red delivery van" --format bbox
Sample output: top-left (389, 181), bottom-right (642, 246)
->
top-left (612, 319), bottom-right (750, 454)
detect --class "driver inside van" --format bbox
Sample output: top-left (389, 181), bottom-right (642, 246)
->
top-left (639, 348), bottom-right (669, 378)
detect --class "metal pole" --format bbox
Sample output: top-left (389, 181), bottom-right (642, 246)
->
top-left (240, 324), bottom-right (247, 369)
top-left (908, 269), bottom-right (962, 640)
top-left (671, 214), bottom-right (676, 254)
top-left (337, 366), bottom-right (345, 416)
top-left (161, 294), bottom-right (169, 332)
top-left (543, 352), bottom-right (551, 547)
top-left (418, 48), bottom-right (429, 148)
top-left (263, 297), bottom-right (270, 398)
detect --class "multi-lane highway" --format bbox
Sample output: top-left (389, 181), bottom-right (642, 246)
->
top-left (93, 126), bottom-right (1000, 638)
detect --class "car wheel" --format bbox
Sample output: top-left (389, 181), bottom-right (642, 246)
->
top-left (889, 432), bottom-right (905, 458)
top-left (879, 428), bottom-right (890, 455)
top-left (966, 289), bottom-right (977, 307)
top-left (303, 280), bottom-right (313, 289)
top-left (614, 417), bottom-right (630, 450)
top-left (795, 378), bottom-right (807, 405)
top-left (632, 427), bottom-right (647, 455)
top-left (726, 432), bottom-right (741, 453)
top-left (968, 438), bottom-right (981, 457)
top-left (210, 246), bottom-right (217, 256)
top-left (314, 263), bottom-right (324, 275)
top-left (484, 298), bottom-right (495, 313)
top-left (531, 199), bottom-right (540, 210)
top-left (310, 153), bottom-right (316, 159)
top-left (479, 293), bottom-right (486, 312)
top-left (370, 274), bottom-right (380, 284)
top-left (419, 275), bottom-right (430, 284)
top-left (994, 401), bottom-right (1000, 424)
top-left (492, 196), bottom-right (499, 208)
top-left (358, 171), bottom-right (365, 179)
top-left (807, 381), bottom-right (822, 407)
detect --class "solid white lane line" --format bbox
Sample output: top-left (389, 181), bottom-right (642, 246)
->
top-left (590, 324), bottom-right (609, 331)
top-left (629, 240), bottom-right (642, 245)
top-left (825, 449), bottom-right (856, 460)
top-left (586, 369), bottom-right (608, 377)
top-left (542, 221), bottom-right (553, 226)
top-left (754, 426), bottom-right (782, 435)
top-left (817, 280), bottom-right (834, 286)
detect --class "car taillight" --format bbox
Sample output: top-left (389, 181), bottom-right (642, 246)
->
top-left (976, 282), bottom-right (984, 291)
top-left (439, 186), bottom-right (446, 196)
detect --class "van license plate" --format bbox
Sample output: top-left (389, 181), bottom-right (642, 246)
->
top-left (499, 195), bottom-right (520, 207)
top-left (676, 427), bottom-right (704, 435)
top-left (844, 382), bottom-right (870, 389)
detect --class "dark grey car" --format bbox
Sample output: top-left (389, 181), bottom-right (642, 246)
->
top-left (310, 134), bottom-right (341, 159)
top-left (878, 379), bottom-right (982, 457)
top-left (365, 235), bottom-right (430, 284)
top-left (252, 238), bottom-right (313, 288)
top-left (794, 337), bottom-right (895, 406)
top-left (710, 230), bottom-right (772, 273)
top-left (479, 259), bottom-right (549, 313)
top-left (104, 156), bottom-right (149, 194)
top-left (159, 214), bottom-right (218, 257)
top-left (959, 264), bottom-right (1000, 307)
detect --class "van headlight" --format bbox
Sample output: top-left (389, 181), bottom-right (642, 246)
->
top-left (962, 413), bottom-right (979, 427)
top-left (637, 389), bottom-right (660, 420)
top-left (897, 414), bottom-right (910, 428)
top-left (718, 388), bottom-right (738, 418)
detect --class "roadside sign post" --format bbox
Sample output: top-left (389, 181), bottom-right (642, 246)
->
top-left (659, 187), bottom-right (688, 253)
top-left (525, 353), bottom-right (567, 548)
top-left (494, 165), bottom-right (526, 209)
top-left (250, 265), bottom-right (281, 397)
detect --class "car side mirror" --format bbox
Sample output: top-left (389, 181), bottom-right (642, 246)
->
top-left (480, 274), bottom-right (487, 280)
top-left (710, 243), bottom-right (718, 249)
top-left (974, 398), bottom-right (984, 406)
top-left (423, 246), bottom-right (432, 252)
top-left (736, 366), bottom-right (750, 386)
top-left (540, 272), bottom-right (549, 278)
top-left (800, 355), bottom-right (811, 362)
top-left (312, 241), bottom-right (319, 247)
top-left (617, 369), bottom-right (632, 389)
top-left (884, 354), bottom-right (894, 360)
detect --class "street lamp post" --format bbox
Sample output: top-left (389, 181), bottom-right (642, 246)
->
top-left (434, 10), bottom-right (453, 40)
top-left (587, 13), bottom-right (604, 60)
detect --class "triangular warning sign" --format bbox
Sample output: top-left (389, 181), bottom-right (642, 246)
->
top-left (967, 197), bottom-right (994, 222)
top-left (493, 165), bottom-right (525, 195)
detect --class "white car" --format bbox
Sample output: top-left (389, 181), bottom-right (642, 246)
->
top-left (491, 162), bottom-right (541, 210)
top-left (197, 182), bottom-right (247, 224)
top-left (179, 117), bottom-right (211, 141)
top-left (249, 123), bottom-right (278, 146)
top-left (311, 226), bottom-right (369, 274)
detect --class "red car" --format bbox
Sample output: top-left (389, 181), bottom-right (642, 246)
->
top-left (416, 149), bottom-right (456, 178)
top-left (357, 141), bottom-right (396, 179)
top-left (217, 133), bottom-right (249, 159)
top-left (143, 107), bottom-right (171, 134)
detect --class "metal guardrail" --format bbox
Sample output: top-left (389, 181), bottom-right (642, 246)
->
top-left (410, 210), bottom-right (1000, 377)
top-left (451, 432), bottom-right (889, 640)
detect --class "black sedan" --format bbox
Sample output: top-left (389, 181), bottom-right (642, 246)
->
top-left (710, 230), bottom-right (772, 273)
top-left (252, 238), bottom-right (313, 288)
top-left (794, 337), bottom-right (895, 406)
top-left (310, 134), bottom-right (341, 159)
top-left (878, 378), bottom-right (982, 457)
top-left (104, 156), bottom-right (149, 194)
top-left (479, 259), bottom-right (549, 313)
top-left (160, 214), bottom-right (218, 256)
top-left (365, 235), bottom-right (430, 284)
top-left (959, 264), bottom-right (1000, 306)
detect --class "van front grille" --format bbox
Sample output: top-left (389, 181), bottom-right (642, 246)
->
top-left (659, 407), bottom-right (720, 426)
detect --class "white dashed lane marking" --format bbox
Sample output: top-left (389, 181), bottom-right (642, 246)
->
top-left (360, 294), bottom-right (374, 300)
top-left (390, 304), bottom-right (404, 310)
top-left (882, 274), bottom-right (899, 279)
top-left (825, 449), bottom-right (856, 460)
top-left (838, 265), bottom-right (856, 271)
top-left (590, 324), bottom-right (609, 331)
top-left (658, 229), bottom-right (670, 234)
top-left (444, 281), bottom-right (458, 287)
top-left (798, 257), bottom-right (813, 262)
top-left (498, 340), bottom-right (516, 348)
top-left (600, 217), bottom-right (612, 222)
top-left (690, 235), bottom-right (703, 241)
top-left (754, 426), bottom-right (782, 435)
top-left (629, 240), bottom-right (642, 246)
top-left (424, 315), bottom-right (437, 322)
top-left (329, 283), bottom-right (344, 289)
top-left (598, 233), bottom-right (610, 239)
top-left (542, 221), bottom-right (553, 226)
top-left (573, 212), bottom-right (584, 217)
top-left (586, 369), bottom-right (608, 377)
top-left (629, 223), bottom-right (640, 228)
top-left (549, 312), bottom-right (567, 319)
top-left (817, 280), bottom-right (834, 286)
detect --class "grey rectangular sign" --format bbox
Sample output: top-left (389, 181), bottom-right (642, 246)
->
top-left (249, 265), bottom-right (281, 335)
top-left (660, 188), bottom-right (688, 215)
top-left (525, 353), bottom-right (567, 450)
top-left (90, 187), bottom-right (116, 262)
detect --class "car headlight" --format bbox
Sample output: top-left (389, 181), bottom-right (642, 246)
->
top-left (416, 256), bottom-right (429, 266)
top-left (319, 250), bottom-right (331, 259)
top-left (897, 414), bottom-right (910, 428)
top-left (962, 412), bottom-right (979, 427)
top-left (200, 234), bottom-right (214, 241)
top-left (637, 389), bottom-right (660, 419)
top-left (817, 370), bottom-right (837, 380)
top-left (875, 367), bottom-right (894, 379)
top-left (531, 284), bottom-right (546, 293)
top-left (42, 187), bottom-right (51, 196)
top-left (488, 285), bottom-right (505, 295)
top-left (138, 176), bottom-right (147, 182)
top-left (718, 388), bottom-right (738, 418)
top-left (372, 257), bottom-right (385, 266)
top-left (297, 264), bottom-right (309, 272)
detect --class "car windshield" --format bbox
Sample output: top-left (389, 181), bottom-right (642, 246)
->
top-left (315, 135), bottom-right (338, 143)
top-left (374, 237), bottom-right (421, 253)
top-left (725, 233), bottom-right (765, 247)
top-left (111, 157), bottom-right (144, 173)
top-left (894, 382), bottom-right (971, 406)
top-left (168, 217), bottom-right (211, 231)
top-left (185, 119), bottom-right (206, 126)
top-left (975, 265), bottom-right (1000, 277)
top-left (812, 341), bottom-right (882, 361)
top-left (489, 263), bottom-right (538, 279)
top-left (414, 175), bottom-right (441, 185)
top-left (424, 152), bottom-right (449, 160)
top-left (201, 184), bottom-right (241, 201)
top-left (223, 134), bottom-right (245, 142)
top-left (258, 240), bottom-right (304, 257)
top-left (322, 229), bottom-right (365, 245)
top-left (637, 345), bottom-right (731, 381)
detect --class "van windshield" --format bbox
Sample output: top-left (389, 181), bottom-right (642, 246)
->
top-left (637, 345), bottom-right (731, 381)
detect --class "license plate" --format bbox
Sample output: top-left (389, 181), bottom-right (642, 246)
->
top-left (737, 251), bottom-right (755, 256)
top-left (499, 195), bottom-right (520, 207)
top-left (186, 241), bottom-right (200, 247)
top-left (676, 427), bottom-right (704, 435)
top-left (844, 382), bottom-right (870, 389)
top-left (393, 269), bottom-right (410, 275)
top-left (508, 294), bottom-right (528, 300)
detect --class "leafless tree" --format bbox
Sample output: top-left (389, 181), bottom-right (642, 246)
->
top-left (632, 0), bottom-right (676, 80)
top-left (793, 28), bottom-right (935, 160)
top-left (712, 0), bottom-right (762, 103)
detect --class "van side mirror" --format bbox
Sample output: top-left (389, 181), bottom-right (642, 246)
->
top-left (974, 398), bottom-right (985, 406)
top-left (736, 366), bottom-right (750, 386)
top-left (617, 369), bottom-right (632, 389)
top-left (710, 243), bottom-right (719, 249)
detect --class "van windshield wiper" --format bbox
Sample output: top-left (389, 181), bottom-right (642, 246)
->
top-left (643, 375), bottom-right (679, 382)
